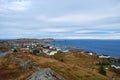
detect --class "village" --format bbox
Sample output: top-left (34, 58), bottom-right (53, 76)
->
top-left (7, 39), bottom-right (120, 74)
top-left (0, 39), bottom-right (120, 80)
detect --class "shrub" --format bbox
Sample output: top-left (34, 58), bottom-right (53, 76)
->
top-left (54, 52), bottom-right (65, 57)
top-left (99, 65), bottom-right (106, 76)
top-left (54, 52), bottom-right (66, 62)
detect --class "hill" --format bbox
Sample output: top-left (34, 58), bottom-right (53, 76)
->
top-left (0, 51), bottom-right (120, 80)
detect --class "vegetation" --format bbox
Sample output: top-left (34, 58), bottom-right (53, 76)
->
top-left (36, 53), bottom-right (45, 56)
top-left (99, 64), bottom-right (106, 76)
top-left (54, 52), bottom-right (65, 57)
top-left (0, 51), bottom-right (119, 80)
top-left (54, 52), bottom-right (66, 62)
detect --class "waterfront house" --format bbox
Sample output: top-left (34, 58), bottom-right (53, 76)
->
top-left (56, 48), bottom-right (61, 51)
top-left (88, 52), bottom-right (93, 56)
top-left (111, 63), bottom-right (120, 69)
top-left (109, 58), bottom-right (118, 63)
top-left (49, 46), bottom-right (54, 49)
top-left (62, 50), bottom-right (69, 53)
top-left (99, 55), bottom-right (111, 59)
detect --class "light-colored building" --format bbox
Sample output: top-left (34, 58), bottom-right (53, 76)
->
top-left (88, 52), bottom-right (93, 56)
top-left (43, 49), bottom-right (58, 55)
top-left (49, 51), bottom-right (58, 55)
top-left (99, 55), bottom-right (111, 59)
top-left (111, 63), bottom-right (120, 69)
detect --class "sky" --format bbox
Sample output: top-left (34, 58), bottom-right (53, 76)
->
top-left (0, 0), bottom-right (120, 39)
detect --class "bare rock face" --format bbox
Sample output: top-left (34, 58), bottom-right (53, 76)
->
top-left (27, 68), bottom-right (65, 80)
top-left (3, 53), bottom-right (65, 80)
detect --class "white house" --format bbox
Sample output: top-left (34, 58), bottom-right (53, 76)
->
top-left (49, 46), bottom-right (53, 49)
top-left (99, 55), bottom-right (111, 59)
top-left (43, 49), bottom-right (58, 55)
top-left (111, 64), bottom-right (120, 69)
top-left (56, 48), bottom-right (61, 51)
top-left (88, 52), bottom-right (93, 56)
top-left (43, 49), bottom-right (50, 54)
top-left (62, 50), bottom-right (69, 53)
top-left (49, 51), bottom-right (58, 55)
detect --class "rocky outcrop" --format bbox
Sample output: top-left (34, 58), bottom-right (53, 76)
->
top-left (27, 68), bottom-right (65, 80)
top-left (9, 53), bottom-right (65, 80)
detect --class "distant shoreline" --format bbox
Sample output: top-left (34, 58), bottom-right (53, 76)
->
top-left (0, 38), bottom-right (120, 57)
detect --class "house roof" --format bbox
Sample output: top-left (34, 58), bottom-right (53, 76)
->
top-left (32, 48), bottom-right (39, 51)
top-left (114, 63), bottom-right (120, 67)
top-left (99, 55), bottom-right (111, 58)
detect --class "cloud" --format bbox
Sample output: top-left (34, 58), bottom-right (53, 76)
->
top-left (0, 0), bottom-right (120, 39)
top-left (37, 13), bottom-right (118, 24)
top-left (56, 33), bottom-right (120, 39)
top-left (37, 13), bottom-right (120, 25)
top-left (74, 30), bottom-right (110, 34)
top-left (0, 0), bottom-right (31, 12)
top-left (41, 28), bottom-right (70, 33)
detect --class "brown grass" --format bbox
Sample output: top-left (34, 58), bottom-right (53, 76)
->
top-left (0, 51), bottom-right (120, 80)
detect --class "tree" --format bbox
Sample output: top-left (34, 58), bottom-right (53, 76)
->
top-left (99, 64), bottom-right (106, 76)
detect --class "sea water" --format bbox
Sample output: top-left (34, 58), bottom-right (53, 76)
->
top-left (51, 39), bottom-right (120, 57)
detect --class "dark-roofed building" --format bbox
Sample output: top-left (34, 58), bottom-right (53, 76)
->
top-left (31, 48), bottom-right (41, 55)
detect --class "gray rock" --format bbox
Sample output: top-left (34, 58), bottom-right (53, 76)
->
top-left (17, 59), bottom-right (33, 70)
top-left (27, 68), bottom-right (65, 80)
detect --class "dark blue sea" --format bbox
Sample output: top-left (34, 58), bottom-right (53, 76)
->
top-left (52, 39), bottom-right (120, 57)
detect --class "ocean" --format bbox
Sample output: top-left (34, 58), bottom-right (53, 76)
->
top-left (51, 39), bottom-right (120, 57)
top-left (0, 52), bottom-right (7, 58)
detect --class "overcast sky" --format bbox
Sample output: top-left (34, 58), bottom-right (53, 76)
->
top-left (0, 0), bottom-right (120, 39)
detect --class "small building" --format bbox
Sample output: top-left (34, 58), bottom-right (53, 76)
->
top-left (109, 58), bottom-right (118, 63)
top-left (43, 49), bottom-right (58, 55)
top-left (62, 50), bottom-right (69, 53)
top-left (43, 49), bottom-right (50, 54)
top-left (49, 46), bottom-right (53, 49)
top-left (56, 48), bottom-right (61, 51)
top-left (84, 51), bottom-right (96, 56)
top-left (49, 51), bottom-right (58, 55)
top-left (11, 48), bottom-right (18, 52)
top-left (111, 63), bottom-right (120, 69)
top-left (31, 48), bottom-right (41, 55)
top-left (99, 55), bottom-right (111, 59)
top-left (88, 52), bottom-right (93, 56)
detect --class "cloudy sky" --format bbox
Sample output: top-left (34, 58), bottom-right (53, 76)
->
top-left (0, 0), bottom-right (120, 39)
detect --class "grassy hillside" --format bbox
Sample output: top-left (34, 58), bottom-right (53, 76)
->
top-left (0, 51), bottom-right (119, 80)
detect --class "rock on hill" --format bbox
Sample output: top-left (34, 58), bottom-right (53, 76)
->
top-left (28, 68), bottom-right (65, 80)
top-left (0, 52), bottom-right (65, 80)
top-left (0, 51), bottom-right (119, 80)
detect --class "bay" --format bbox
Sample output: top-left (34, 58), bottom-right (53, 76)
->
top-left (52, 39), bottom-right (120, 57)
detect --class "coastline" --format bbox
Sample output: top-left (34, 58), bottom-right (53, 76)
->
top-left (0, 52), bottom-right (8, 58)
top-left (51, 39), bottom-right (120, 57)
